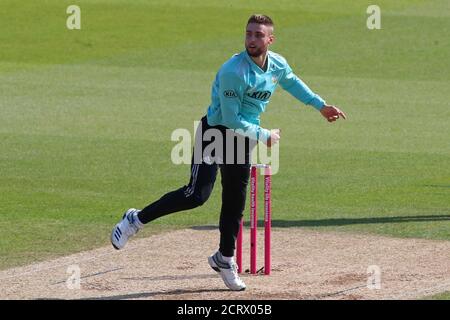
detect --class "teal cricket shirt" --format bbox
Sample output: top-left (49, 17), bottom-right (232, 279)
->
top-left (206, 50), bottom-right (326, 142)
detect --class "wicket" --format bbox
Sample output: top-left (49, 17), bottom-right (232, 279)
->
top-left (236, 164), bottom-right (272, 275)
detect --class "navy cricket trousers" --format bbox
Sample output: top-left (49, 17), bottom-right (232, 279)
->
top-left (138, 116), bottom-right (256, 257)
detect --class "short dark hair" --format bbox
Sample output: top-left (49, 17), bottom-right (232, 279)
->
top-left (247, 14), bottom-right (274, 27)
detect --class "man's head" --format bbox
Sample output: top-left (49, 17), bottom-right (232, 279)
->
top-left (245, 14), bottom-right (275, 58)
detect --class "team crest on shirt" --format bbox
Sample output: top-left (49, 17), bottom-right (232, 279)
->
top-left (272, 76), bottom-right (278, 84)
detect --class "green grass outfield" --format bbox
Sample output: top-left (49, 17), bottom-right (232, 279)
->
top-left (424, 291), bottom-right (450, 300)
top-left (0, 0), bottom-right (449, 285)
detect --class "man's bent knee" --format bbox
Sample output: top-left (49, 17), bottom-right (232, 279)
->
top-left (189, 191), bottom-right (211, 207)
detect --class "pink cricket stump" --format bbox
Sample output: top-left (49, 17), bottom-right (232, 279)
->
top-left (236, 218), bottom-right (243, 273)
top-left (264, 166), bottom-right (272, 275)
top-left (236, 164), bottom-right (272, 275)
top-left (250, 166), bottom-right (258, 274)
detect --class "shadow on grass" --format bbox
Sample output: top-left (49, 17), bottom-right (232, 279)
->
top-left (424, 185), bottom-right (450, 189)
top-left (190, 215), bottom-right (450, 229)
top-left (267, 215), bottom-right (450, 228)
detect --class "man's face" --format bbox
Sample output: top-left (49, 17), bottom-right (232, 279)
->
top-left (245, 23), bottom-right (274, 57)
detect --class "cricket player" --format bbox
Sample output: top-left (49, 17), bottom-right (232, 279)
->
top-left (111, 14), bottom-right (346, 291)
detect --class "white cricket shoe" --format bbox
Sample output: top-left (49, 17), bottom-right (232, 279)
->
top-left (111, 208), bottom-right (143, 250)
top-left (208, 251), bottom-right (246, 291)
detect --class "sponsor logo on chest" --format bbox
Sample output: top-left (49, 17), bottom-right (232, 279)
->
top-left (246, 90), bottom-right (272, 101)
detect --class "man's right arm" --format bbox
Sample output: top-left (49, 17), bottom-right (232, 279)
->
top-left (278, 64), bottom-right (325, 111)
top-left (218, 72), bottom-right (271, 143)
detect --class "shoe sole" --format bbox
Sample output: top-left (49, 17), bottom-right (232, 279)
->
top-left (111, 231), bottom-right (120, 250)
top-left (111, 210), bottom-right (138, 250)
top-left (111, 209), bottom-right (138, 251)
top-left (111, 224), bottom-right (122, 250)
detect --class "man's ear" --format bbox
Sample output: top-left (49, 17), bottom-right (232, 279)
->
top-left (269, 34), bottom-right (275, 45)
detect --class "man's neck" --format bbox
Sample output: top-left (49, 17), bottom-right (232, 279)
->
top-left (251, 52), bottom-right (268, 71)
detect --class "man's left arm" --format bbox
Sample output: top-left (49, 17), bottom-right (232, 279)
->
top-left (278, 66), bottom-right (346, 122)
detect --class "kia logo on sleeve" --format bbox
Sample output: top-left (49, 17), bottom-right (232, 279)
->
top-left (223, 90), bottom-right (238, 98)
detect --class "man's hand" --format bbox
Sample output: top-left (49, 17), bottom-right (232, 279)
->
top-left (320, 104), bottom-right (347, 122)
top-left (266, 129), bottom-right (281, 148)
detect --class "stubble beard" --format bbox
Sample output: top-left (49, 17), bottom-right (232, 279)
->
top-left (246, 45), bottom-right (266, 58)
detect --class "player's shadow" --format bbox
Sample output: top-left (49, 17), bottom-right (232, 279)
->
top-left (267, 214), bottom-right (450, 228)
top-left (82, 288), bottom-right (230, 300)
top-left (120, 274), bottom-right (218, 282)
top-left (37, 288), bottom-right (230, 300)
